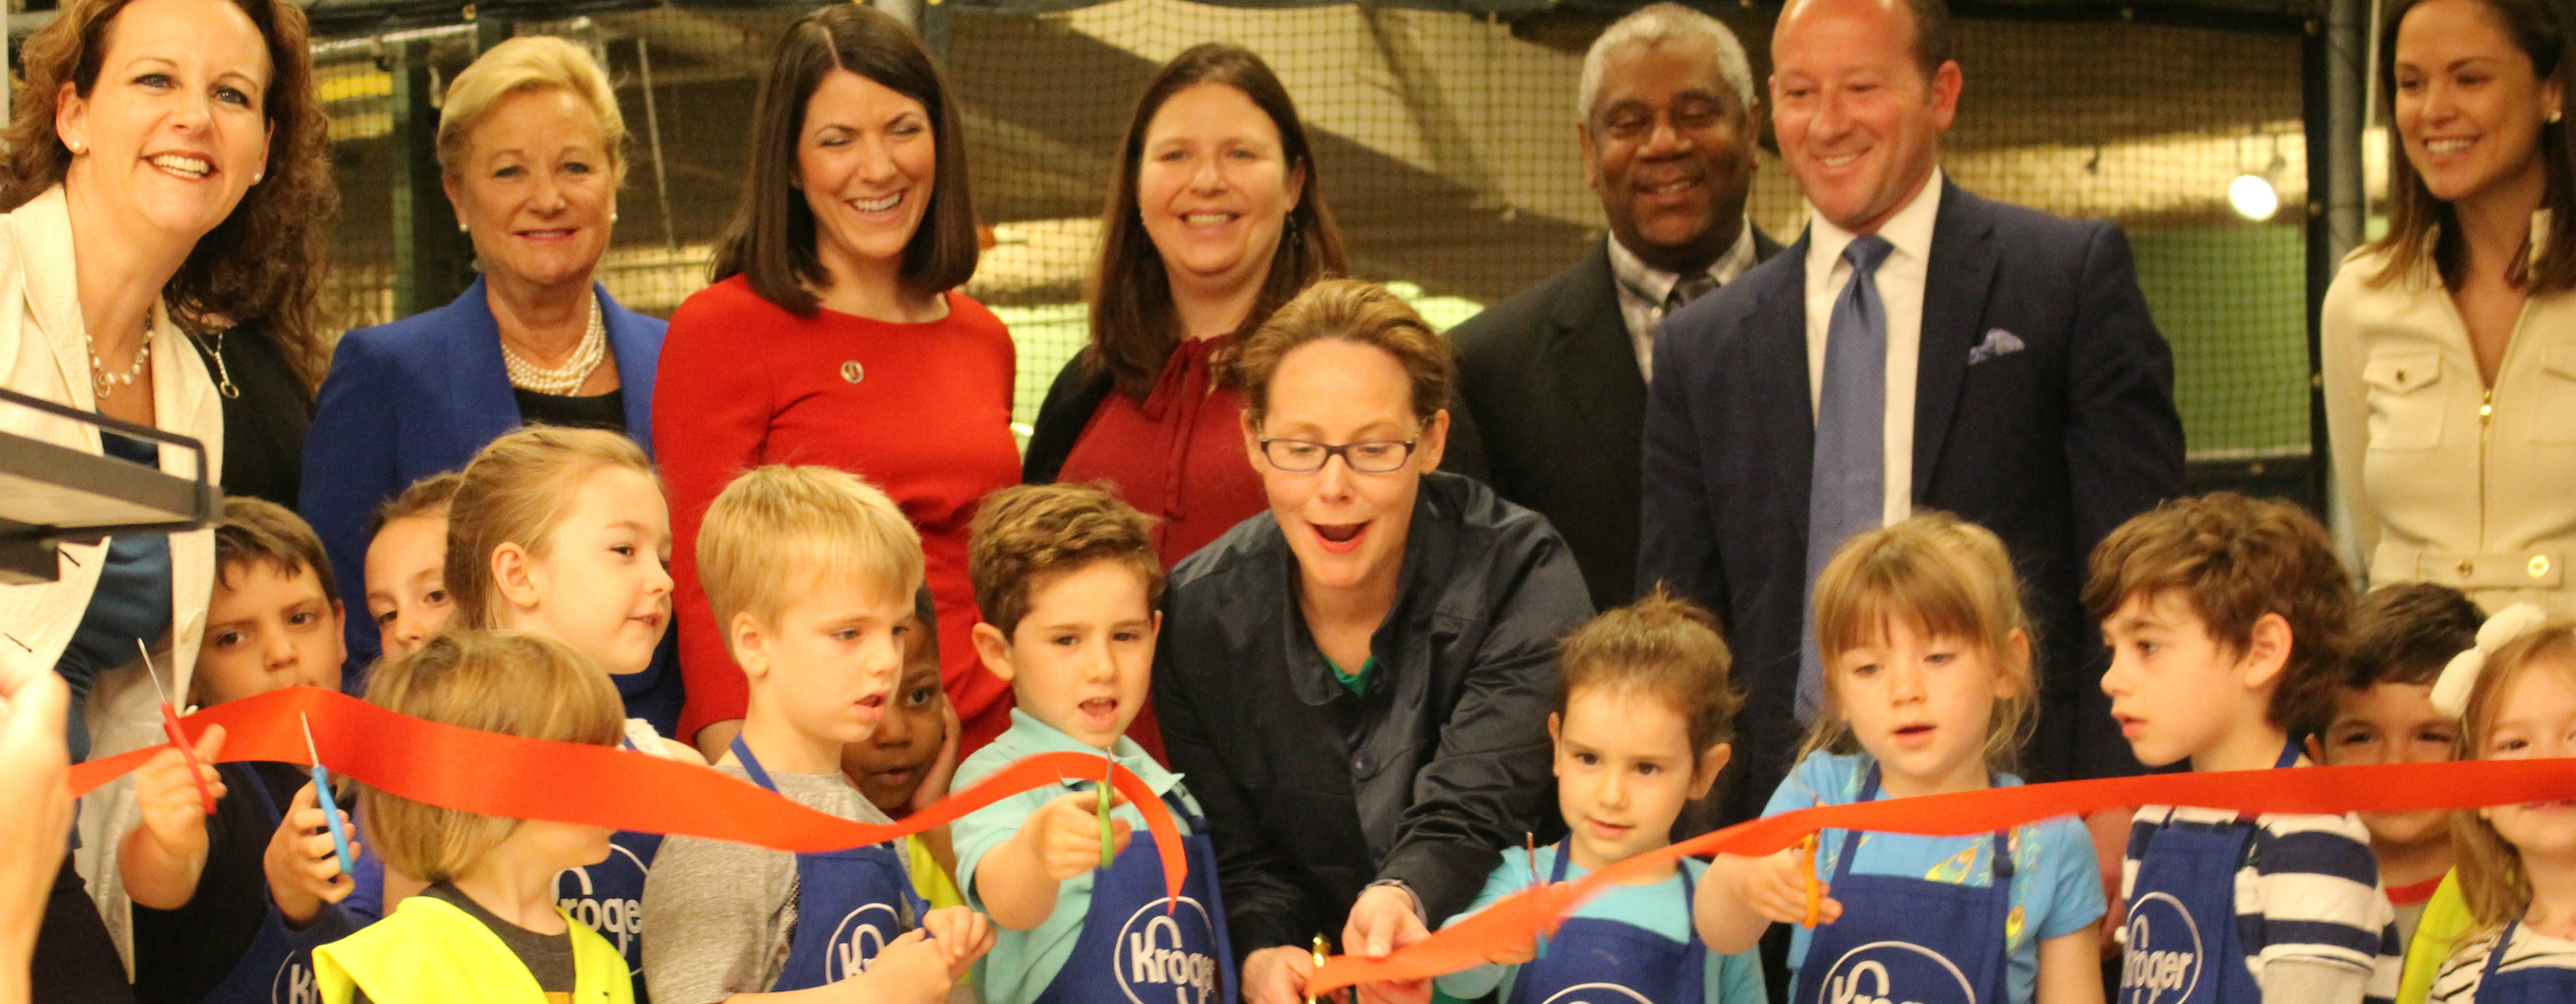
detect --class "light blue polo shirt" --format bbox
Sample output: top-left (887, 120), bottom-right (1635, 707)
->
top-left (953, 710), bottom-right (1200, 1004)
top-left (1434, 845), bottom-right (1769, 1004)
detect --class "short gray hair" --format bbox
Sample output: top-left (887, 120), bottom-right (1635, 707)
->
top-left (1577, 4), bottom-right (1756, 124)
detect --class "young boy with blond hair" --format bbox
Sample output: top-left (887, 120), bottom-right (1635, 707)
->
top-left (641, 466), bottom-right (989, 1004)
top-left (2087, 493), bottom-right (2400, 1004)
top-left (950, 484), bottom-right (1231, 1004)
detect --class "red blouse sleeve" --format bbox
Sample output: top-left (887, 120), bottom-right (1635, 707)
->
top-left (654, 280), bottom-right (777, 744)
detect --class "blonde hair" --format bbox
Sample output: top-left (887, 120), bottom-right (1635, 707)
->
top-left (1557, 586), bottom-right (1743, 753)
top-left (2454, 620), bottom-right (2576, 929)
top-left (1802, 513), bottom-right (2037, 772)
top-left (698, 466), bottom-right (924, 638)
top-left (445, 427), bottom-right (659, 631)
top-left (437, 36), bottom-right (627, 183)
top-left (358, 630), bottom-right (623, 883)
top-left (1232, 279), bottom-right (1455, 427)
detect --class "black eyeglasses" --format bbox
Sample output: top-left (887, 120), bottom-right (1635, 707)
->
top-left (1256, 435), bottom-right (1421, 474)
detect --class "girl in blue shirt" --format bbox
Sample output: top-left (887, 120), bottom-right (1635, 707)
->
top-left (1436, 587), bottom-right (1768, 1004)
top-left (1695, 513), bottom-right (2107, 1004)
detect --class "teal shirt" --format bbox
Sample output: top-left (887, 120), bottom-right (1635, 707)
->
top-left (1432, 845), bottom-right (1769, 1004)
top-left (954, 710), bottom-right (1199, 1004)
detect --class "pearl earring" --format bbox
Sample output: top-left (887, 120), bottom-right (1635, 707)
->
top-left (66, 140), bottom-right (84, 155)
top-left (2552, 108), bottom-right (2565, 124)
top-left (458, 221), bottom-right (469, 233)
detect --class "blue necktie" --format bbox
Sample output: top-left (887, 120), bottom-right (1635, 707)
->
top-left (1798, 234), bottom-right (1896, 722)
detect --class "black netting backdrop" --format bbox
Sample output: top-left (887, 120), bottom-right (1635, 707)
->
top-left (309, 1), bottom-right (2310, 458)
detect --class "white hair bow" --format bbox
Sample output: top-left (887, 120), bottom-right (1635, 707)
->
top-left (2430, 602), bottom-right (2552, 718)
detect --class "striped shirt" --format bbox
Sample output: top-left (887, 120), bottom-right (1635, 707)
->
top-left (2430, 924), bottom-right (2576, 1003)
top-left (2122, 805), bottom-right (2404, 1003)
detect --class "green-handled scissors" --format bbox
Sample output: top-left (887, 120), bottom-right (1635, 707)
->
top-left (1097, 753), bottom-right (1115, 868)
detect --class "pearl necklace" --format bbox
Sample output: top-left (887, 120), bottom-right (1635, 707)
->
top-left (500, 295), bottom-right (607, 396)
top-left (86, 330), bottom-right (151, 401)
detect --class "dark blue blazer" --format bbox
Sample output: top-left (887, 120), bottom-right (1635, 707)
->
top-left (300, 276), bottom-right (666, 678)
top-left (1639, 183), bottom-right (2185, 825)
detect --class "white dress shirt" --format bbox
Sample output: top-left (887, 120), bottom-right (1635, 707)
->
top-left (1803, 169), bottom-right (1944, 526)
top-left (1609, 221), bottom-right (1757, 382)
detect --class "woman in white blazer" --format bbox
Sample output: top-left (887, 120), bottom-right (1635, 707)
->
top-left (0, 0), bottom-right (335, 986)
top-left (2323, 0), bottom-right (2576, 616)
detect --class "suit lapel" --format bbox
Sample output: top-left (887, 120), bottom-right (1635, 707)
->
top-left (601, 283), bottom-right (660, 454)
top-left (1912, 185), bottom-right (1996, 500)
top-left (1545, 243), bottom-right (1648, 458)
top-left (442, 276), bottom-right (525, 456)
top-left (1757, 230), bottom-right (1816, 521)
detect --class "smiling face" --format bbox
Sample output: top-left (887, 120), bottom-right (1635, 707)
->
top-left (845, 611), bottom-right (948, 811)
top-left (975, 560), bottom-right (1159, 751)
top-left (2393, 0), bottom-right (2562, 207)
top-left (56, 0), bottom-right (274, 245)
top-left (1553, 684), bottom-right (1720, 872)
top-left (196, 560), bottom-right (344, 706)
top-left (1768, 0), bottom-right (1958, 235)
top-left (1829, 616), bottom-right (2013, 794)
top-left (1135, 83), bottom-right (1305, 308)
top-left (798, 69), bottom-right (935, 288)
top-left (1583, 36), bottom-right (1760, 272)
top-left (740, 577), bottom-right (914, 747)
top-left (2098, 590), bottom-right (2282, 770)
top-left (1244, 339), bottom-right (1447, 600)
top-left (366, 512), bottom-right (453, 660)
top-left (2475, 658), bottom-right (2576, 865)
top-left (503, 466), bottom-right (673, 677)
top-left (443, 86), bottom-right (615, 293)
top-left (2316, 681), bottom-right (2459, 847)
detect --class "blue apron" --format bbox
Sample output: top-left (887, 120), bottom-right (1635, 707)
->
top-left (2119, 742), bottom-right (2301, 1004)
top-left (2472, 922), bottom-right (2576, 1004)
top-left (556, 736), bottom-right (663, 1003)
top-left (199, 765), bottom-right (361, 1004)
top-left (732, 737), bottom-right (925, 992)
top-left (1505, 837), bottom-right (1707, 1004)
top-left (1030, 784), bottom-right (1235, 1004)
top-left (1794, 766), bottom-right (2013, 1004)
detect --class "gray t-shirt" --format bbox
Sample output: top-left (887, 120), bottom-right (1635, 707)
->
top-left (639, 764), bottom-right (899, 1004)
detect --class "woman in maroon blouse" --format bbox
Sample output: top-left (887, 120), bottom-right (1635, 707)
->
top-left (656, 4), bottom-right (1020, 757)
top-left (1022, 45), bottom-right (1348, 760)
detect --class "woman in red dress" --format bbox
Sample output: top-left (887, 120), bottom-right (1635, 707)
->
top-left (1020, 46), bottom-right (1349, 759)
top-left (656, 5), bottom-right (1019, 757)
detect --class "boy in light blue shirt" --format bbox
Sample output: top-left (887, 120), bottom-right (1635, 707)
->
top-left (952, 484), bottom-right (1232, 1004)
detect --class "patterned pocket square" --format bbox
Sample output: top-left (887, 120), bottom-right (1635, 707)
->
top-left (1967, 328), bottom-right (2026, 365)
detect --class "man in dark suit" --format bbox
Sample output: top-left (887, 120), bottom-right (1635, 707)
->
top-left (1640, 0), bottom-right (2186, 827)
top-left (1451, 3), bottom-right (1781, 613)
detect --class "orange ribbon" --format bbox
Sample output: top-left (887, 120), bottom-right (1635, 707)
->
top-left (1310, 756), bottom-right (2576, 993)
top-left (71, 687), bottom-right (1190, 903)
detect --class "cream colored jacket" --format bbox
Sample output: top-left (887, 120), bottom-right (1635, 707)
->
top-left (2322, 242), bottom-right (2576, 616)
top-left (0, 185), bottom-right (222, 968)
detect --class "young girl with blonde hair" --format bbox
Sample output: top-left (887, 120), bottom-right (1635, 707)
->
top-left (1695, 513), bottom-right (2107, 1004)
top-left (2427, 610), bottom-right (2576, 1003)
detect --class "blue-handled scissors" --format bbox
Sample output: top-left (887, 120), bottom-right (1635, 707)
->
top-left (300, 713), bottom-right (354, 877)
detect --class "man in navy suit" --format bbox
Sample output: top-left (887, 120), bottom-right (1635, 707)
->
top-left (1639, 0), bottom-right (2185, 827)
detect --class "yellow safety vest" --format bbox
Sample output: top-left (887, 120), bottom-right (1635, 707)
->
top-left (2399, 871), bottom-right (2474, 1004)
top-left (314, 893), bottom-right (634, 1004)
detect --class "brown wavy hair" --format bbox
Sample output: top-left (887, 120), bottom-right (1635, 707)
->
top-left (711, 3), bottom-right (979, 315)
top-left (2083, 492), bottom-right (2355, 738)
top-left (968, 482), bottom-right (1164, 641)
top-left (1558, 585), bottom-right (1743, 754)
top-left (1088, 44), bottom-right (1348, 401)
top-left (2367, 0), bottom-right (2576, 294)
top-left (1, 0), bottom-right (338, 385)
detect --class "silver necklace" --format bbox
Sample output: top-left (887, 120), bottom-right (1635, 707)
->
top-left (500, 294), bottom-right (607, 396)
top-left (86, 330), bottom-right (151, 401)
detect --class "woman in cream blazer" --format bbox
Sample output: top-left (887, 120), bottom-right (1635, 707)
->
top-left (2323, 0), bottom-right (2576, 616)
top-left (0, 0), bottom-right (338, 977)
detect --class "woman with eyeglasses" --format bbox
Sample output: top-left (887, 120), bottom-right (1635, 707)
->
top-left (1151, 280), bottom-right (1591, 1004)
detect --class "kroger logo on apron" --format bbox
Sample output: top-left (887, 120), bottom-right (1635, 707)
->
top-left (2121, 893), bottom-right (2204, 1004)
top-left (558, 841), bottom-right (652, 962)
top-left (1817, 941), bottom-right (1978, 1004)
top-left (823, 902), bottom-right (904, 982)
top-left (268, 953), bottom-right (320, 1004)
top-left (1537, 983), bottom-right (1656, 1004)
top-left (1114, 897), bottom-right (1220, 1004)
